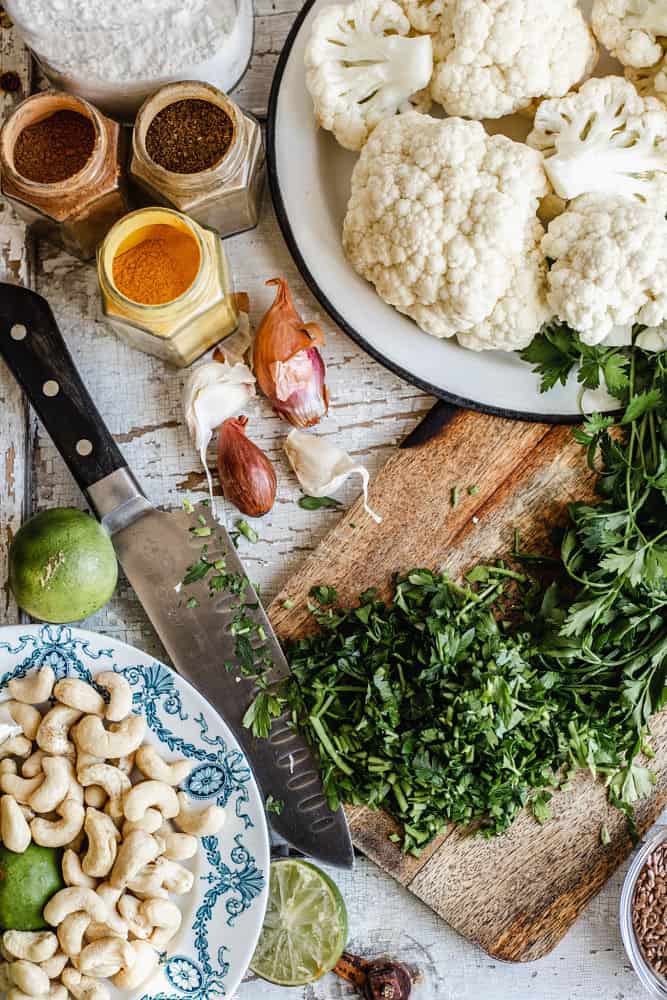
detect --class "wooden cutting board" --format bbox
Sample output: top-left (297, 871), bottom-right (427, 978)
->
top-left (267, 407), bottom-right (667, 963)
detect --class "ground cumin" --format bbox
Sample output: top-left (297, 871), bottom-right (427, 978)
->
top-left (145, 98), bottom-right (235, 174)
top-left (112, 224), bottom-right (200, 305)
top-left (14, 110), bottom-right (95, 184)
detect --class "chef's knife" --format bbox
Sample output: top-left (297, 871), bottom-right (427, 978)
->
top-left (0, 283), bottom-right (354, 870)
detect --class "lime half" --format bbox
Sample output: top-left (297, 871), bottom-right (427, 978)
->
top-left (250, 859), bottom-right (348, 986)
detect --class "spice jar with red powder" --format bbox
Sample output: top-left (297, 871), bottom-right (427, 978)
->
top-left (97, 206), bottom-right (239, 367)
top-left (0, 91), bottom-right (129, 260)
top-left (130, 81), bottom-right (264, 238)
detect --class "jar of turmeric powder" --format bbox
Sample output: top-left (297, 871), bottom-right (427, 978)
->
top-left (0, 90), bottom-right (129, 260)
top-left (97, 207), bottom-right (238, 366)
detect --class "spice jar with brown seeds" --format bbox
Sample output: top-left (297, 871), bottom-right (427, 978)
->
top-left (621, 826), bottom-right (667, 997)
top-left (97, 206), bottom-right (239, 367)
top-left (0, 90), bottom-right (129, 260)
top-left (130, 81), bottom-right (264, 238)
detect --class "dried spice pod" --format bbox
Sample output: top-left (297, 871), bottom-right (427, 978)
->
top-left (253, 278), bottom-right (329, 428)
top-left (217, 416), bottom-right (277, 517)
top-left (334, 951), bottom-right (413, 1000)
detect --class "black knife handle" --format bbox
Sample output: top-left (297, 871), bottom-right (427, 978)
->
top-left (0, 283), bottom-right (127, 494)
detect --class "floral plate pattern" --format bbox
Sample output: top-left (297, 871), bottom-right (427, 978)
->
top-left (0, 625), bottom-right (270, 999)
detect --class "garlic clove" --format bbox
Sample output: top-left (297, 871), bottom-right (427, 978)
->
top-left (183, 317), bottom-right (256, 513)
top-left (285, 430), bottom-right (381, 523)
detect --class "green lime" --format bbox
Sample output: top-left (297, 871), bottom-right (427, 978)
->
top-left (0, 844), bottom-right (64, 930)
top-left (9, 508), bottom-right (118, 623)
top-left (250, 859), bottom-right (348, 986)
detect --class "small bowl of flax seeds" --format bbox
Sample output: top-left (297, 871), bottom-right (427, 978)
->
top-left (621, 828), bottom-right (667, 996)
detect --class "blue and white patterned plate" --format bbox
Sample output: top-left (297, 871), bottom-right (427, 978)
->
top-left (0, 624), bottom-right (270, 999)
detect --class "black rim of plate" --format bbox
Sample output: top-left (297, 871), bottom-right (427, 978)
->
top-left (265, 0), bottom-right (580, 425)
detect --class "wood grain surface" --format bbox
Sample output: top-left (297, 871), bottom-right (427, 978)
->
top-left (268, 410), bottom-right (667, 962)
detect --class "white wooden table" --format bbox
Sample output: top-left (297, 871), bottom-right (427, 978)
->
top-left (0, 5), bottom-right (658, 997)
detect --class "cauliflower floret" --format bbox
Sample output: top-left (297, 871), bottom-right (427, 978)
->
top-left (592, 0), bottom-right (667, 68)
top-left (543, 195), bottom-right (667, 345)
top-left (342, 112), bottom-right (550, 351)
top-left (626, 58), bottom-right (667, 105)
top-left (527, 77), bottom-right (667, 211)
top-left (304, 0), bottom-right (433, 151)
top-left (405, 0), bottom-right (597, 120)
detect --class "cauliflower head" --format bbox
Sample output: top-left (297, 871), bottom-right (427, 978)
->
top-left (342, 112), bottom-right (550, 351)
top-left (404, 0), bottom-right (597, 120)
top-left (304, 0), bottom-right (433, 151)
top-left (543, 195), bottom-right (667, 345)
top-left (626, 58), bottom-right (667, 105)
top-left (592, 0), bottom-right (667, 68)
top-left (527, 77), bottom-right (667, 211)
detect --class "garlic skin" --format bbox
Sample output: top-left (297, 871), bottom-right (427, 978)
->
top-left (183, 329), bottom-right (256, 509)
top-left (253, 278), bottom-right (329, 428)
top-left (218, 417), bottom-right (277, 517)
top-left (285, 430), bottom-right (381, 523)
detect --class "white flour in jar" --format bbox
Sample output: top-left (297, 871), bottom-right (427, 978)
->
top-left (10, 0), bottom-right (238, 82)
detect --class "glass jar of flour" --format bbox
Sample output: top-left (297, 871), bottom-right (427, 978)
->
top-left (4, 0), bottom-right (254, 122)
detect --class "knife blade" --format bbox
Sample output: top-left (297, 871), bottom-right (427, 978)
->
top-left (0, 282), bottom-right (354, 870)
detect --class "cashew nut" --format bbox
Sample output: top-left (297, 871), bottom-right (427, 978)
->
top-left (84, 884), bottom-right (129, 941)
top-left (5, 703), bottom-right (41, 742)
top-left (57, 912), bottom-right (90, 959)
top-left (127, 857), bottom-right (194, 897)
top-left (78, 937), bottom-right (135, 979)
top-left (0, 736), bottom-right (32, 760)
top-left (78, 764), bottom-right (130, 821)
top-left (8, 667), bottom-right (55, 705)
top-left (175, 792), bottom-right (226, 836)
top-left (161, 831), bottom-right (198, 861)
top-left (96, 673), bottom-right (132, 723)
top-left (28, 757), bottom-right (71, 813)
top-left (9, 988), bottom-right (67, 1000)
top-left (76, 752), bottom-right (102, 774)
top-left (0, 771), bottom-right (44, 805)
top-left (112, 940), bottom-right (159, 990)
top-left (36, 706), bottom-right (82, 756)
top-left (44, 888), bottom-right (107, 928)
top-left (62, 967), bottom-right (110, 1000)
top-left (0, 759), bottom-right (18, 776)
top-left (116, 895), bottom-right (152, 940)
top-left (135, 746), bottom-right (191, 786)
top-left (38, 951), bottom-right (68, 979)
top-left (82, 809), bottom-right (120, 879)
top-left (123, 780), bottom-right (179, 822)
top-left (109, 831), bottom-right (161, 890)
top-left (0, 962), bottom-right (10, 989)
top-left (84, 787), bottom-right (107, 809)
top-left (31, 799), bottom-right (85, 848)
top-left (2, 932), bottom-right (58, 963)
top-left (22, 751), bottom-right (45, 778)
top-left (121, 808), bottom-right (162, 837)
top-left (54, 678), bottom-right (105, 717)
top-left (73, 715), bottom-right (145, 760)
top-left (1, 794), bottom-right (31, 852)
top-left (141, 898), bottom-right (182, 948)
top-left (8, 959), bottom-right (50, 997)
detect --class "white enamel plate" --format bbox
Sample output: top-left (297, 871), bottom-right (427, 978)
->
top-left (0, 625), bottom-right (269, 1000)
top-left (267, 0), bottom-right (618, 421)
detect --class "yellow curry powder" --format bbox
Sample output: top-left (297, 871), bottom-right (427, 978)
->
top-left (112, 223), bottom-right (200, 305)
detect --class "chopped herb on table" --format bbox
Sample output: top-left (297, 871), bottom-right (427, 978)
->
top-left (299, 495), bottom-right (342, 511)
top-left (183, 335), bottom-right (667, 855)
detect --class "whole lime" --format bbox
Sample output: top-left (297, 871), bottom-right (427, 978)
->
top-left (0, 844), bottom-right (64, 930)
top-left (9, 508), bottom-right (118, 623)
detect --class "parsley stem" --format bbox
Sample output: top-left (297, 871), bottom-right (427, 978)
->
top-left (308, 715), bottom-right (353, 775)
